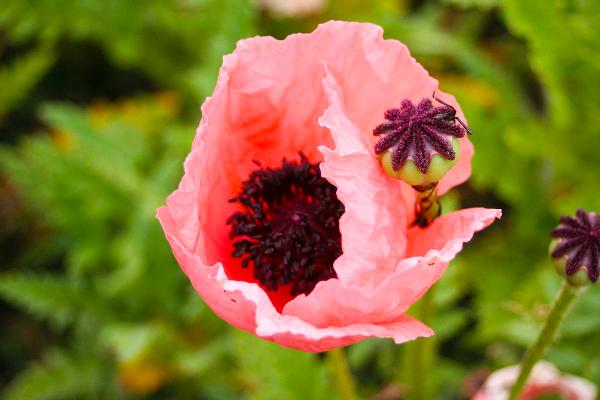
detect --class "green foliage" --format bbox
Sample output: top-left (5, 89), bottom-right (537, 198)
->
top-left (441, 0), bottom-right (499, 9)
top-left (0, 96), bottom-right (237, 398)
top-left (0, 0), bottom-right (256, 103)
top-left (0, 44), bottom-right (55, 119)
top-left (233, 332), bottom-right (334, 400)
top-left (0, 273), bottom-right (102, 329)
top-left (502, 0), bottom-right (600, 214)
top-left (3, 348), bottom-right (108, 400)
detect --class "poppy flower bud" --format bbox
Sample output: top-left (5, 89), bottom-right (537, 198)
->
top-left (373, 96), bottom-right (468, 187)
top-left (550, 209), bottom-right (600, 286)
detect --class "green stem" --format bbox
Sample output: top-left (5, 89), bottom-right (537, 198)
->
top-left (413, 183), bottom-right (441, 227)
top-left (327, 348), bottom-right (357, 400)
top-left (409, 285), bottom-right (437, 400)
top-left (508, 282), bottom-right (583, 400)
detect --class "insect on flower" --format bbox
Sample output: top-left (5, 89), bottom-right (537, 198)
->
top-left (432, 92), bottom-right (473, 135)
top-left (372, 92), bottom-right (470, 187)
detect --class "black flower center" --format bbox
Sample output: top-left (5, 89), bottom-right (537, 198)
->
top-left (373, 97), bottom-right (467, 173)
top-left (551, 209), bottom-right (600, 282)
top-left (227, 154), bottom-right (344, 297)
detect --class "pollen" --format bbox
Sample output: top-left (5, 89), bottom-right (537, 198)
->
top-left (227, 154), bottom-right (344, 297)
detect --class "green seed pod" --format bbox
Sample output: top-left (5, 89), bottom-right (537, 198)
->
top-left (378, 137), bottom-right (459, 186)
top-left (372, 96), bottom-right (468, 187)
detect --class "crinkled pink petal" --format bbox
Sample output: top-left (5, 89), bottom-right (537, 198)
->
top-left (316, 65), bottom-right (412, 282)
top-left (284, 209), bottom-right (500, 330)
top-left (157, 20), bottom-right (499, 352)
top-left (406, 207), bottom-right (502, 259)
top-left (302, 22), bottom-right (473, 196)
top-left (281, 70), bottom-right (499, 330)
top-left (159, 201), bottom-right (433, 352)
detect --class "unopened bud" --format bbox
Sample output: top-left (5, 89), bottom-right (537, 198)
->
top-left (550, 209), bottom-right (600, 286)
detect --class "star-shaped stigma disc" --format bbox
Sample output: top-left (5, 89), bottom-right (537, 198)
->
top-left (373, 97), bottom-right (467, 174)
top-left (551, 209), bottom-right (600, 282)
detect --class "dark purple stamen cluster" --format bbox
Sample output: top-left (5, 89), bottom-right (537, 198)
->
top-left (227, 155), bottom-right (344, 296)
top-left (551, 209), bottom-right (600, 282)
top-left (373, 98), bottom-right (466, 173)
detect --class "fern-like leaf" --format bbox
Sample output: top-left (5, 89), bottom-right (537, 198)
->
top-left (0, 273), bottom-right (105, 328)
top-left (0, 45), bottom-right (55, 119)
top-left (2, 348), bottom-right (107, 400)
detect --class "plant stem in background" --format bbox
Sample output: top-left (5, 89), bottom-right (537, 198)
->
top-left (327, 348), bottom-right (357, 400)
top-left (408, 284), bottom-right (437, 400)
top-left (508, 282), bottom-right (584, 400)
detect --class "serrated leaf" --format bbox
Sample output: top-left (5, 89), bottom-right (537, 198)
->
top-left (0, 45), bottom-right (55, 119)
top-left (0, 273), bottom-right (104, 328)
top-left (2, 349), bottom-right (106, 400)
top-left (39, 103), bottom-right (147, 197)
top-left (233, 331), bottom-right (334, 400)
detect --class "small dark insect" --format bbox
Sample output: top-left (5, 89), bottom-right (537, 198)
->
top-left (432, 92), bottom-right (473, 135)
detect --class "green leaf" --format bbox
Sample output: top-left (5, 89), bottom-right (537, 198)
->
top-left (233, 331), bottom-right (334, 400)
top-left (441, 0), bottom-right (499, 9)
top-left (0, 273), bottom-right (104, 328)
top-left (0, 0), bottom-right (257, 100)
top-left (2, 349), bottom-right (106, 400)
top-left (0, 45), bottom-right (55, 119)
top-left (39, 103), bottom-right (147, 197)
top-left (502, 0), bottom-right (600, 129)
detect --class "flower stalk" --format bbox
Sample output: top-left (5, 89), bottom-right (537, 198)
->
top-left (406, 284), bottom-right (438, 400)
top-left (413, 183), bottom-right (441, 227)
top-left (327, 348), bottom-right (357, 400)
top-left (508, 281), bottom-right (585, 400)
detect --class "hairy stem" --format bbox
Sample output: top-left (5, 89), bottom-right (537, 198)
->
top-left (409, 285), bottom-right (437, 400)
top-left (508, 282), bottom-right (583, 400)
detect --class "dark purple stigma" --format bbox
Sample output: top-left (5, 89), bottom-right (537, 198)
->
top-left (551, 209), bottom-right (600, 282)
top-left (227, 154), bottom-right (344, 297)
top-left (373, 97), bottom-right (467, 174)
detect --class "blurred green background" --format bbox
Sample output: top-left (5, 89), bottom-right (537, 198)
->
top-left (1, 0), bottom-right (599, 399)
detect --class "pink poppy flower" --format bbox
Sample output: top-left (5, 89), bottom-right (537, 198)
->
top-left (157, 21), bottom-right (501, 352)
top-left (472, 362), bottom-right (597, 400)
